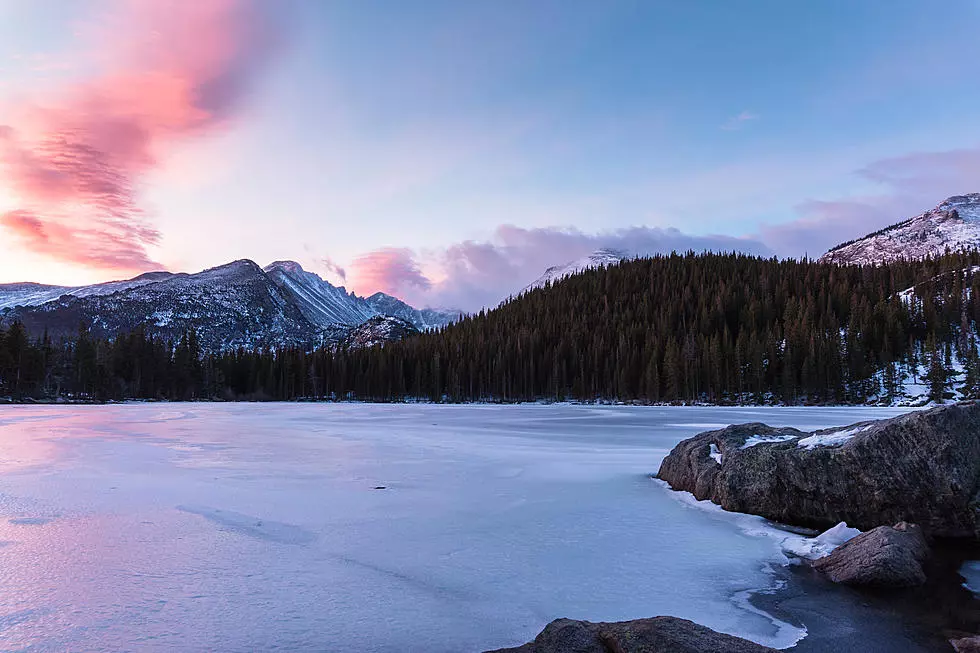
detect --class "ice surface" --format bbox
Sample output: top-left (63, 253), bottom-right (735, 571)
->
top-left (0, 404), bottom-right (912, 652)
top-left (961, 561), bottom-right (980, 597)
top-left (659, 483), bottom-right (861, 563)
top-left (740, 434), bottom-right (797, 449)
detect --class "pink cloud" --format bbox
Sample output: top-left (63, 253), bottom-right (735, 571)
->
top-left (350, 247), bottom-right (433, 297)
top-left (0, 0), bottom-right (279, 273)
top-left (1, 209), bottom-right (160, 270)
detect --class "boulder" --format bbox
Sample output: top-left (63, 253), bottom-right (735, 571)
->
top-left (656, 402), bottom-right (980, 538)
top-left (486, 616), bottom-right (777, 653)
top-left (951, 635), bottom-right (980, 653)
top-left (812, 522), bottom-right (930, 587)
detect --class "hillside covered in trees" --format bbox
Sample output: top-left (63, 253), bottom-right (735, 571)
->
top-left (3, 252), bottom-right (980, 405)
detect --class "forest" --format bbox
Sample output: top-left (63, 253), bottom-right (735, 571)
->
top-left (3, 251), bottom-right (980, 405)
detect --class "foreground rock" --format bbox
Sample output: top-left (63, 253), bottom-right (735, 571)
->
top-left (657, 402), bottom-right (980, 538)
top-left (486, 617), bottom-right (776, 653)
top-left (812, 522), bottom-right (930, 587)
top-left (952, 635), bottom-right (980, 652)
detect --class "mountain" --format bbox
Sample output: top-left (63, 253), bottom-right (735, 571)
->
top-left (263, 261), bottom-right (376, 328)
top-left (0, 260), bottom-right (456, 351)
top-left (340, 315), bottom-right (419, 349)
top-left (0, 271), bottom-right (174, 311)
top-left (364, 292), bottom-right (460, 331)
top-left (523, 248), bottom-right (627, 293)
top-left (1, 260), bottom-right (318, 351)
top-left (263, 261), bottom-right (459, 331)
top-left (819, 194), bottom-right (980, 265)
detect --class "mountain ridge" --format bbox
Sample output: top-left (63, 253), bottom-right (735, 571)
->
top-left (0, 259), bottom-right (458, 351)
top-left (819, 193), bottom-right (980, 265)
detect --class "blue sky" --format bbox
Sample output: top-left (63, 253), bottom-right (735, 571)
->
top-left (1, 0), bottom-right (979, 308)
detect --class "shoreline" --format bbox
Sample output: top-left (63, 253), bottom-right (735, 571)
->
top-left (749, 541), bottom-right (979, 652)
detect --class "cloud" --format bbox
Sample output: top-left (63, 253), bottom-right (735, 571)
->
top-left (757, 144), bottom-right (980, 257)
top-left (320, 256), bottom-right (347, 283)
top-left (350, 247), bottom-right (433, 298)
top-left (0, 0), bottom-right (280, 273)
top-left (1, 208), bottom-right (161, 270)
top-left (349, 225), bottom-right (771, 310)
top-left (721, 111), bottom-right (759, 131)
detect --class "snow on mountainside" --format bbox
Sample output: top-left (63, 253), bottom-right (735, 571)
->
top-left (340, 315), bottom-right (420, 349)
top-left (0, 260), bottom-right (453, 351)
top-left (523, 248), bottom-right (627, 293)
top-left (819, 194), bottom-right (980, 265)
top-left (364, 292), bottom-right (461, 331)
top-left (264, 261), bottom-right (376, 328)
top-left (0, 271), bottom-right (174, 311)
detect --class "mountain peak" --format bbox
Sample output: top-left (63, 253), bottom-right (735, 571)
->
top-left (523, 248), bottom-right (627, 293)
top-left (818, 193), bottom-right (980, 265)
top-left (937, 193), bottom-right (980, 221)
top-left (263, 260), bottom-right (306, 275)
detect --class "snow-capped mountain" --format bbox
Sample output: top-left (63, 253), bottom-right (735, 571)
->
top-left (0, 260), bottom-right (457, 351)
top-left (364, 292), bottom-right (461, 331)
top-left (819, 194), bottom-right (980, 265)
top-left (522, 248), bottom-right (627, 293)
top-left (0, 271), bottom-right (174, 311)
top-left (264, 261), bottom-right (377, 328)
top-left (263, 261), bottom-right (459, 331)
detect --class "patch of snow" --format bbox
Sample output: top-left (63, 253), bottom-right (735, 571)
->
top-left (522, 248), bottom-right (627, 293)
top-left (709, 443), bottom-right (723, 464)
top-left (741, 434), bottom-right (797, 449)
top-left (797, 425), bottom-right (870, 449)
top-left (820, 193), bottom-right (980, 265)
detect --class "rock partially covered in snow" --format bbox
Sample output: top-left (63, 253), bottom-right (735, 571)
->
top-left (781, 522), bottom-right (863, 561)
top-left (812, 522), bottom-right (930, 587)
top-left (485, 616), bottom-right (777, 653)
top-left (657, 403), bottom-right (980, 538)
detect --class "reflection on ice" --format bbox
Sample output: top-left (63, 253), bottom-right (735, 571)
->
top-left (0, 404), bottom-right (912, 652)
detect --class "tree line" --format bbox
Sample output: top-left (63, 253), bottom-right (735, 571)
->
top-left (3, 251), bottom-right (980, 404)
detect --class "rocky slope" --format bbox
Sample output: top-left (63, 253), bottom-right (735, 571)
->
top-left (820, 194), bottom-right (980, 265)
top-left (340, 315), bottom-right (419, 349)
top-left (522, 248), bottom-right (626, 293)
top-left (657, 402), bottom-right (980, 538)
top-left (0, 260), bottom-right (454, 351)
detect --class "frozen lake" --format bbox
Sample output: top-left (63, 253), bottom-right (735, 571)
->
top-left (0, 404), bottom-right (913, 652)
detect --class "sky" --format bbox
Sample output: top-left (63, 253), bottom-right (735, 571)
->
top-left (2, 0), bottom-right (980, 311)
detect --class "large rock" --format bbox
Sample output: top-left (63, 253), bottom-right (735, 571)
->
top-left (656, 402), bottom-right (980, 539)
top-left (951, 635), bottom-right (980, 653)
top-left (486, 616), bottom-right (776, 653)
top-left (812, 522), bottom-right (930, 587)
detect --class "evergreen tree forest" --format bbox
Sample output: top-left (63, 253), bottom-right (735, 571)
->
top-left (4, 251), bottom-right (980, 405)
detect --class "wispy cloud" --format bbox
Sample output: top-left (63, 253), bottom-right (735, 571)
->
top-left (0, 0), bottom-right (281, 273)
top-left (721, 110), bottom-right (759, 131)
